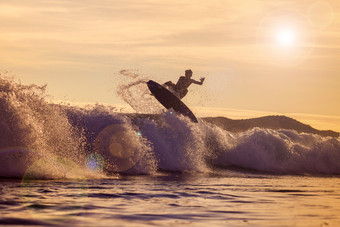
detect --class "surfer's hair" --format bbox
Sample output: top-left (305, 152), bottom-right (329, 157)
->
top-left (185, 69), bottom-right (192, 75)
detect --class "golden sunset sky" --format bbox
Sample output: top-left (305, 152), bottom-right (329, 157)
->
top-left (1, 0), bottom-right (340, 131)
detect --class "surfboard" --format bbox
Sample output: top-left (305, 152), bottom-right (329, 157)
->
top-left (147, 80), bottom-right (198, 123)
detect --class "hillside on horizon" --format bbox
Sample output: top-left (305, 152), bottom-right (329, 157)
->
top-left (203, 115), bottom-right (339, 138)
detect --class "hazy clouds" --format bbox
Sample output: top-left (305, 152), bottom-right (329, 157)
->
top-left (1, 0), bottom-right (340, 120)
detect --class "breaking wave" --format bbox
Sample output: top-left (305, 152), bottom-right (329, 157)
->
top-left (1, 73), bottom-right (340, 179)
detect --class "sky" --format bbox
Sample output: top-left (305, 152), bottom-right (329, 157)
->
top-left (1, 0), bottom-right (340, 131)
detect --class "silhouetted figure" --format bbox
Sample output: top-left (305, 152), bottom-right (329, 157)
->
top-left (164, 69), bottom-right (205, 99)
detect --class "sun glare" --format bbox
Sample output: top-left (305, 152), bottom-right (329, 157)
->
top-left (257, 9), bottom-right (315, 66)
top-left (276, 28), bottom-right (295, 47)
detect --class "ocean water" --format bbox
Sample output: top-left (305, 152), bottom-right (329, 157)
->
top-left (1, 174), bottom-right (340, 226)
top-left (1, 75), bottom-right (340, 226)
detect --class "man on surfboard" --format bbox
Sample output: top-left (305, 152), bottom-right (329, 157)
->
top-left (164, 69), bottom-right (205, 99)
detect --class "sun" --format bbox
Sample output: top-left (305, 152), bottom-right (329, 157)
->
top-left (276, 28), bottom-right (296, 47)
top-left (257, 9), bottom-right (315, 66)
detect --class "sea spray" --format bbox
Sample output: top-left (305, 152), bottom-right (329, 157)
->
top-left (210, 127), bottom-right (340, 174)
top-left (116, 69), bottom-right (163, 114)
top-left (2, 73), bottom-right (340, 177)
top-left (136, 111), bottom-right (209, 172)
top-left (134, 111), bottom-right (340, 175)
top-left (64, 103), bottom-right (157, 175)
top-left (0, 75), bottom-right (90, 179)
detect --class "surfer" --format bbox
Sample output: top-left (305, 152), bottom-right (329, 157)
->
top-left (164, 69), bottom-right (205, 99)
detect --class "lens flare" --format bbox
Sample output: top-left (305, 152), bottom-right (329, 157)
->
top-left (94, 124), bottom-right (143, 173)
top-left (85, 153), bottom-right (105, 172)
top-left (22, 155), bottom-right (87, 180)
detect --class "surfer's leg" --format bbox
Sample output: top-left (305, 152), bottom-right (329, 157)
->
top-left (179, 89), bottom-right (188, 99)
top-left (164, 81), bottom-right (175, 89)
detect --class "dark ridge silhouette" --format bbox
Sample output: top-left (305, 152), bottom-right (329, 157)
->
top-left (125, 113), bottom-right (338, 138)
top-left (202, 115), bottom-right (339, 138)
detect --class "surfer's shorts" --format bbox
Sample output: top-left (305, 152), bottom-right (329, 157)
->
top-left (178, 89), bottom-right (188, 99)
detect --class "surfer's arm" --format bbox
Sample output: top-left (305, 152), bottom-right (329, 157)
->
top-left (191, 77), bottom-right (205, 85)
